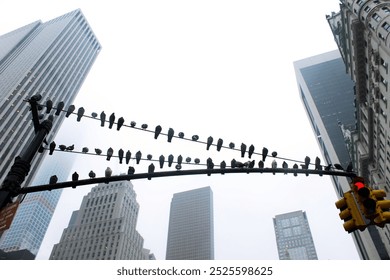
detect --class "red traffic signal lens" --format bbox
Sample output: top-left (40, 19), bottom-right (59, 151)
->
top-left (354, 182), bottom-right (365, 190)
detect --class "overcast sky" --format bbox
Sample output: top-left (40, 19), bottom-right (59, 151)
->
top-left (1, 0), bottom-right (361, 260)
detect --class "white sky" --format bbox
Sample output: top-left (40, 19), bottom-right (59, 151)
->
top-left (1, 0), bottom-right (361, 260)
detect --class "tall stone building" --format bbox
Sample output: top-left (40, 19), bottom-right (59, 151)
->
top-left (326, 0), bottom-right (390, 259)
top-left (50, 180), bottom-right (149, 260)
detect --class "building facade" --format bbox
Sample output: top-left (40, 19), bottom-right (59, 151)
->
top-left (0, 9), bottom-right (101, 258)
top-left (294, 50), bottom-right (384, 259)
top-left (50, 180), bottom-right (149, 260)
top-left (165, 186), bottom-right (214, 260)
top-left (326, 0), bottom-right (390, 259)
top-left (273, 210), bottom-right (318, 260)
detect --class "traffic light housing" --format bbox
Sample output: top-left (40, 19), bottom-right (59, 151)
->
top-left (335, 191), bottom-right (366, 233)
top-left (351, 177), bottom-right (390, 228)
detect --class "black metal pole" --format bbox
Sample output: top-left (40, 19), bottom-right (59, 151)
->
top-left (0, 116), bottom-right (53, 210)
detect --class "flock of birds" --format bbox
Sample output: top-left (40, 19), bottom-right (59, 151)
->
top-left (37, 99), bottom-right (354, 185)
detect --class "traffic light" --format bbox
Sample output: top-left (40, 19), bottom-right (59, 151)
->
top-left (351, 176), bottom-right (390, 227)
top-left (371, 189), bottom-right (390, 227)
top-left (335, 191), bottom-right (366, 233)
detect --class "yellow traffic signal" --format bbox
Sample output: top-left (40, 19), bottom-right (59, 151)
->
top-left (371, 189), bottom-right (390, 227)
top-left (335, 191), bottom-right (366, 233)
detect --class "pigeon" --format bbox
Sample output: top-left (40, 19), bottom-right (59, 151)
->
top-left (271, 151), bottom-right (277, 157)
top-left (206, 136), bottom-right (213, 150)
top-left (100, 111), bottom-right (106, 127)
top-left (304, 156), bottom-right (310, 169)
top-left (168, 154), bottom-right (174, 167)
top-left (293, 163), bottom-right (298, 176)
top-left (77, 107), bottom-right (85, 122)
top-left (185, 157), bottom-right (191, 163)
top-left (66, 105), bottom-right (75, 117)
top-left (315, 157), bottom-right (321, 170)
top-left (154, 125), bottom-right (162, 139)
top-left (72, 172), bottom-right (79, 188)
top-left (66, 144), bottom-right (74, 151)
top-left (177, 155), bottom-right (183, 165)
top-left (248, 145), bottom-right (255, 159)
top-left (128, 166), bottom-right (135, 175)
top-left (49, 141), bottom-right (56, 155)
top-left (167, 128), bottom-right (174, 142)
top-left (105, 167), bottom-right (112, 178)
top-left (91, 112), bottom-right (98, 118)
top-left (95, 148), bottom-right (102, 155)
top-left (258, 160), bottom-right (264, 168)
top-left (282, 161), bottom-right (288, 174)
top-left (130, 121), bottom-right (136, 127)
top-left (106, 147), bottom-right (113, 161)
top-left (220, 161), bottom-right (226, 174)
top-left (231, 159), bottom-right (237, 168)
top-left (216, 138), bottom-right (223, 151)
top-left (141, 124), bottom-right (148, 129)
top-left (147, 154), bottom-right (153, 160)
top-left (240, 143), bottom-right (247, 158)
top-left (229, 142), bottom-right (235, 149)
top-left (49, 175), bottom-right (58, 184)
top-left (118, 149), bottom-right (124, 164)
top-left (82, 147), bottom-right (89, 153)
top-left (46, 100), bottom-right (53, 114)
top-left (148, 163), bottom-right (155, 180)
top-left (192, 135), bottom-right (199, 141)
top-left (262, 147), bottom-right (268, 161)
top-left (271, 160), bottom-right (277, 175)
top-left (135, 151), bottom-right (142, 164)
top-left (117, 117), bottom-right (125, 131)
top-left (194, 158), bottom-right (200, 164)
top-left (159, 155), bottom-right (165, 168)
top-left (178, 132), bottom-right (185, 138)
top-left (55, 101), bottom-right (64, 116)
top-left (108, 113), bottom-right (115, 129)
top-left (59, 145), bottom-right (66, 151)
top-left (334, 163), bottom-right (344, 170)
top-left (89, 170), bottom-right (96, 179)
top-left (126, 150), bottom-right (131, 164)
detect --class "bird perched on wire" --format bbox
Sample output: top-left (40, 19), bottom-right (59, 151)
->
top-left (258, 160), bottom-right (264, 169)
top-left (231, 159), bottom-right (237, 168)
top-left (240, 143), bottom-right (247, 158)
top-left (148, 163), bottom-right (155, 180)
top-left (46, 99), bottom-right (53, 114)
top-left (272, 151), bottom-right (277, 157)
top-left (271, 160), bottom-right (277, 175)
top-left (194, 158), bottom-right (200, 164)
top-left (77, 107), bottom-right (85, 122)
top-left (66, 105), bottom-right (75, 117)
top-left (220, 160), bottom-right (226, 174)
top-left (49, 175), bottom-right (58, 185)
top-left (154, 125), bottom-right (162, 139)
top-left (82, 147), bottom-right (89, 153)
top-left (105, 167), bottom-right (112, 178)
top-left (66, 144), bottom-right (74, 151)
top-left (334, 163), bottom-right (344, 171)
top-left (282, 161), bottom-right (288, 174)
top-left (206, 136), bottom-right (213, 150)
top-left (109, 113), bottom-right (115, 129)
top-left (315, 157), bottom-right (321, 170)
top-left (159, 155), bottom-right (165, 168)
top-left (95, 148), bottom-right (102, 155)
top-left (304, 156), bottom-right (310, 170)
top-left (168, 154), bottom-right (174, 167)
top-left (106, 147), bottom-right (113, 161)
top-left (72, 172), bottom-right (79, 188)
top-left (229, 142), bottom-right (235, 149)
top-left (126, 150), bottom-right (131, 164)
top-left (117, 117), bottom-right (125, 131)
top-left (49, 141), bottom-right (56, 155)
top-left (128, 166), bottom-right (135, 175)
top-left (167, 128), bottom-right (174, 142)
top-left (89, 170), bottom-right (96, 179)
top-left (248, 145), bottom-right (255, 159)
top-left (59, 145), bottom-right (66, 151)
top-left (217, 138), bottom-right (223, 151)
top-left (293, 163), bottom-right (298, 176)
top-left (91, 112), bottom-right (98, 118)
top-left (262, 147), bottom-right (268, 162)
top-left (100, 111), bottom-right (106, 127)
top-left (177, 155), bottom-right (183, 165)
top-left (192, 135), bottom-right (199, 141)
top-left (135, 151), bottom-right (142, 164)
top-left (55, 101), bottom-right (64, 116)
top-left (118, 149), bottom-right (124, 164)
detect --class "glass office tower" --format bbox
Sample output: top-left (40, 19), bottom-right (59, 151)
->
top-left (294, 50), bottom-right (389, 259)
top-left (273, 210), bottom-right (318, 260)
top-left (0, 9), bottom-right (101, 258)
top-left (166, 187), bottom-right (214, 260)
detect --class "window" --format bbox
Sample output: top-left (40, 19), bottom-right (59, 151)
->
top-left (383, 22), bottom-right (390, 31)
top-left (373, 13), bottom-right (382, 22)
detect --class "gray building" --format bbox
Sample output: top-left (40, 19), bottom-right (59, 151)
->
top-left (325, 0), bottom-right (390, 260)
top-left (0, 10), bottom-right (101, 258)
top-left (294, 50), bottom-right (389, 259)
top-left (166, 186), bottom-right (214, 260)
top-left (50, 180), bottom-right (149, 260)
top-left (273, 210), bottom-right (318, 260)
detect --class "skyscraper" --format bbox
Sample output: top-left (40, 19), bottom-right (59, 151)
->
top-left (325, 0), bottom-right (390, 259)
top-left (273, 210), bottom-right (318, 260)
top-left (294, 50), bottom-right (389, 259)
top-left (49, 180), bottom-right (148, 260)
top-left (165, 186), bottom-right (214, 260)
top-left (0, 8), bottom-right (101, 189)
top-left (0, 9), bottom-right (101, 258)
